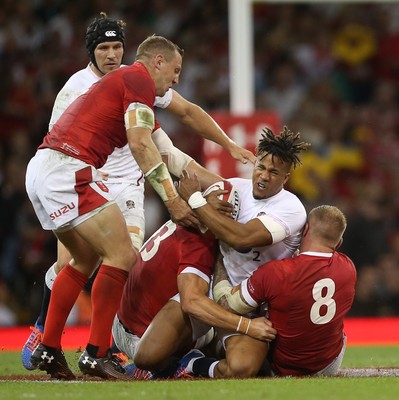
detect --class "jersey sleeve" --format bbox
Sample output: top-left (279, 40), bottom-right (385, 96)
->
top-left (179, 266), bottom-right (211, 284)
top-left (244, 261), bottom-right (285, 305)
top-left (122, 69), bottom-right (156, 112)
top-left (273, 199), bottom-right (306, 235)
top-left (177, 230), bottom-right (216, 281)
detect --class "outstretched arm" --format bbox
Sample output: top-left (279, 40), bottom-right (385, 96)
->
top-left (178, 272), bottom-right (276, 342)
top-left (166, 90), bottom-right (256, 165)
top-left (184, 160), bottom-right (222, 190)
top-left (153, 127), bottom-right (222, 189)
top-left (134, 269), bottom-right (276, 371)
top-left (127, 122), bottom-right (199, 228)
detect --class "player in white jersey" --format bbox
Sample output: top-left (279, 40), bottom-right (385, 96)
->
top-left (217, 177), bottom-right (306, 286)
top-left (22, 12), bottom-right (254, 372)
top-left (176, 126), bottom-right (310, 379)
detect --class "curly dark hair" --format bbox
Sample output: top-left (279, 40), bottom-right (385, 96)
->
top-left (256, 126), bottom-right (310, 169)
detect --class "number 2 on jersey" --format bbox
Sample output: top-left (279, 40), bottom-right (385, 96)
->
top-left (310, 278), bottom-right (336, 324)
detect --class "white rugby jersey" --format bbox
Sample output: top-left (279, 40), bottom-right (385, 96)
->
top-left (48, 63), bottom-right (173, 183)
top-left (221, 177), bottom-right (307, 286)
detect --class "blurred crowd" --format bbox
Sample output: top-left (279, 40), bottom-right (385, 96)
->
top-left (1, 0), bottom-right (398, 325)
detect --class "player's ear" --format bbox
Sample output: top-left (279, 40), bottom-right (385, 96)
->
top-left (302, 222), bottom-right (309, 237)
top-left (335, 238), bottom-right (343, 251)
top-left (154, 54), bottom-right (164, 69)
top-left (283, 172), bottom-right (290, 185)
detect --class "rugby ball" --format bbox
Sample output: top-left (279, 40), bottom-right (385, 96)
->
top-left (202, 180), bottom-right (239, 220)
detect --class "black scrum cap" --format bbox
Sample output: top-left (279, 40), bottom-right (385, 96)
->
top-left (85, 13), bottom-right (125, 70)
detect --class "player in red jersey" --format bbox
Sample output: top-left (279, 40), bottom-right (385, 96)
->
top-left (112, 184), bottom-right (277, 379)
top-left (185, 205), bottom-right (356, 378)
top-left (22, 13), bottom-right (255, 374)
top-left (24, 35), bottom-right (200, 381)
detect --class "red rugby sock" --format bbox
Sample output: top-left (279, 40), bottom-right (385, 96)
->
top-left (42, 264), bottom-right (89, 349)
top-left (87, 264), bottom-right (129, 357)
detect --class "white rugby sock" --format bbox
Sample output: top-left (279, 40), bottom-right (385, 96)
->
top-left (45, 263), bottom-right (58, 290)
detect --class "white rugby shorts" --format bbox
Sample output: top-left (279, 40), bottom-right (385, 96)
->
top-left (314, 334), bottom-right (347, 376)
top-left (25, 149), bottom-right (113, 232)
top-left (107, 181), bottom-right (145, 246)
top-left (111, 298), bottom-right (214, 362)
top-left (112, 315), bottom-right (140, 361)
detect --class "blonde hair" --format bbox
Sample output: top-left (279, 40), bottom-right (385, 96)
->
top-left (308, 205), bottom-right (347, 247)
top-left (135, 35), bottom-right (184, 62)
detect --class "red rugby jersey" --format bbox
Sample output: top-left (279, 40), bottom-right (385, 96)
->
top-left (40, 62), bottom-right (157, 168)
top-left (118, 221), bottom-right (217, 337)
top-left (245, 251), bottom-right (356, 375)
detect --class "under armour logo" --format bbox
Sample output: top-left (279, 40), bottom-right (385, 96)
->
top-left (105, 30), bottom-right (117, 37)
top-left (41, 352), bottom-right (54, 364)
top-left (82, 357), bottom-right (98, 369)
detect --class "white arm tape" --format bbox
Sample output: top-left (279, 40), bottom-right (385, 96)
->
top-left (213, 280), bottom-right (232, 303)
top-left (124, 102), bottom-right (154, 131)
top-left (213, 280), bottom-right (254, 314)
top-left (152, 128), bottom-right (193, 176)
top-left (188, 192), bottom-right (207, 209)
top-left (257, 215), bottom-right (287, 244)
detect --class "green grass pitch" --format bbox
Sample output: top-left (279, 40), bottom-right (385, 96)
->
top-left (0, 346), bottom-right (398, 400)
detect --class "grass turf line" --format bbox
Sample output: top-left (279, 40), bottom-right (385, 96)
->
top-left (0, 346), bottom-right (398, 400)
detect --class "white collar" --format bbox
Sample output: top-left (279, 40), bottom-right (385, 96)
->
top-left (300, 251), bottom-right (333, 257)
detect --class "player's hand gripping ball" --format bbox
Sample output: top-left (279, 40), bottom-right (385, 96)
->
top-left (202, 180), bottom-right (239, 220)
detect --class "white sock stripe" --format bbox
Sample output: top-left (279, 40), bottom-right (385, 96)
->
top-left (45, 263), bottom-right (58, 290)
top-left (209, 361), bottom-right (219, 378)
